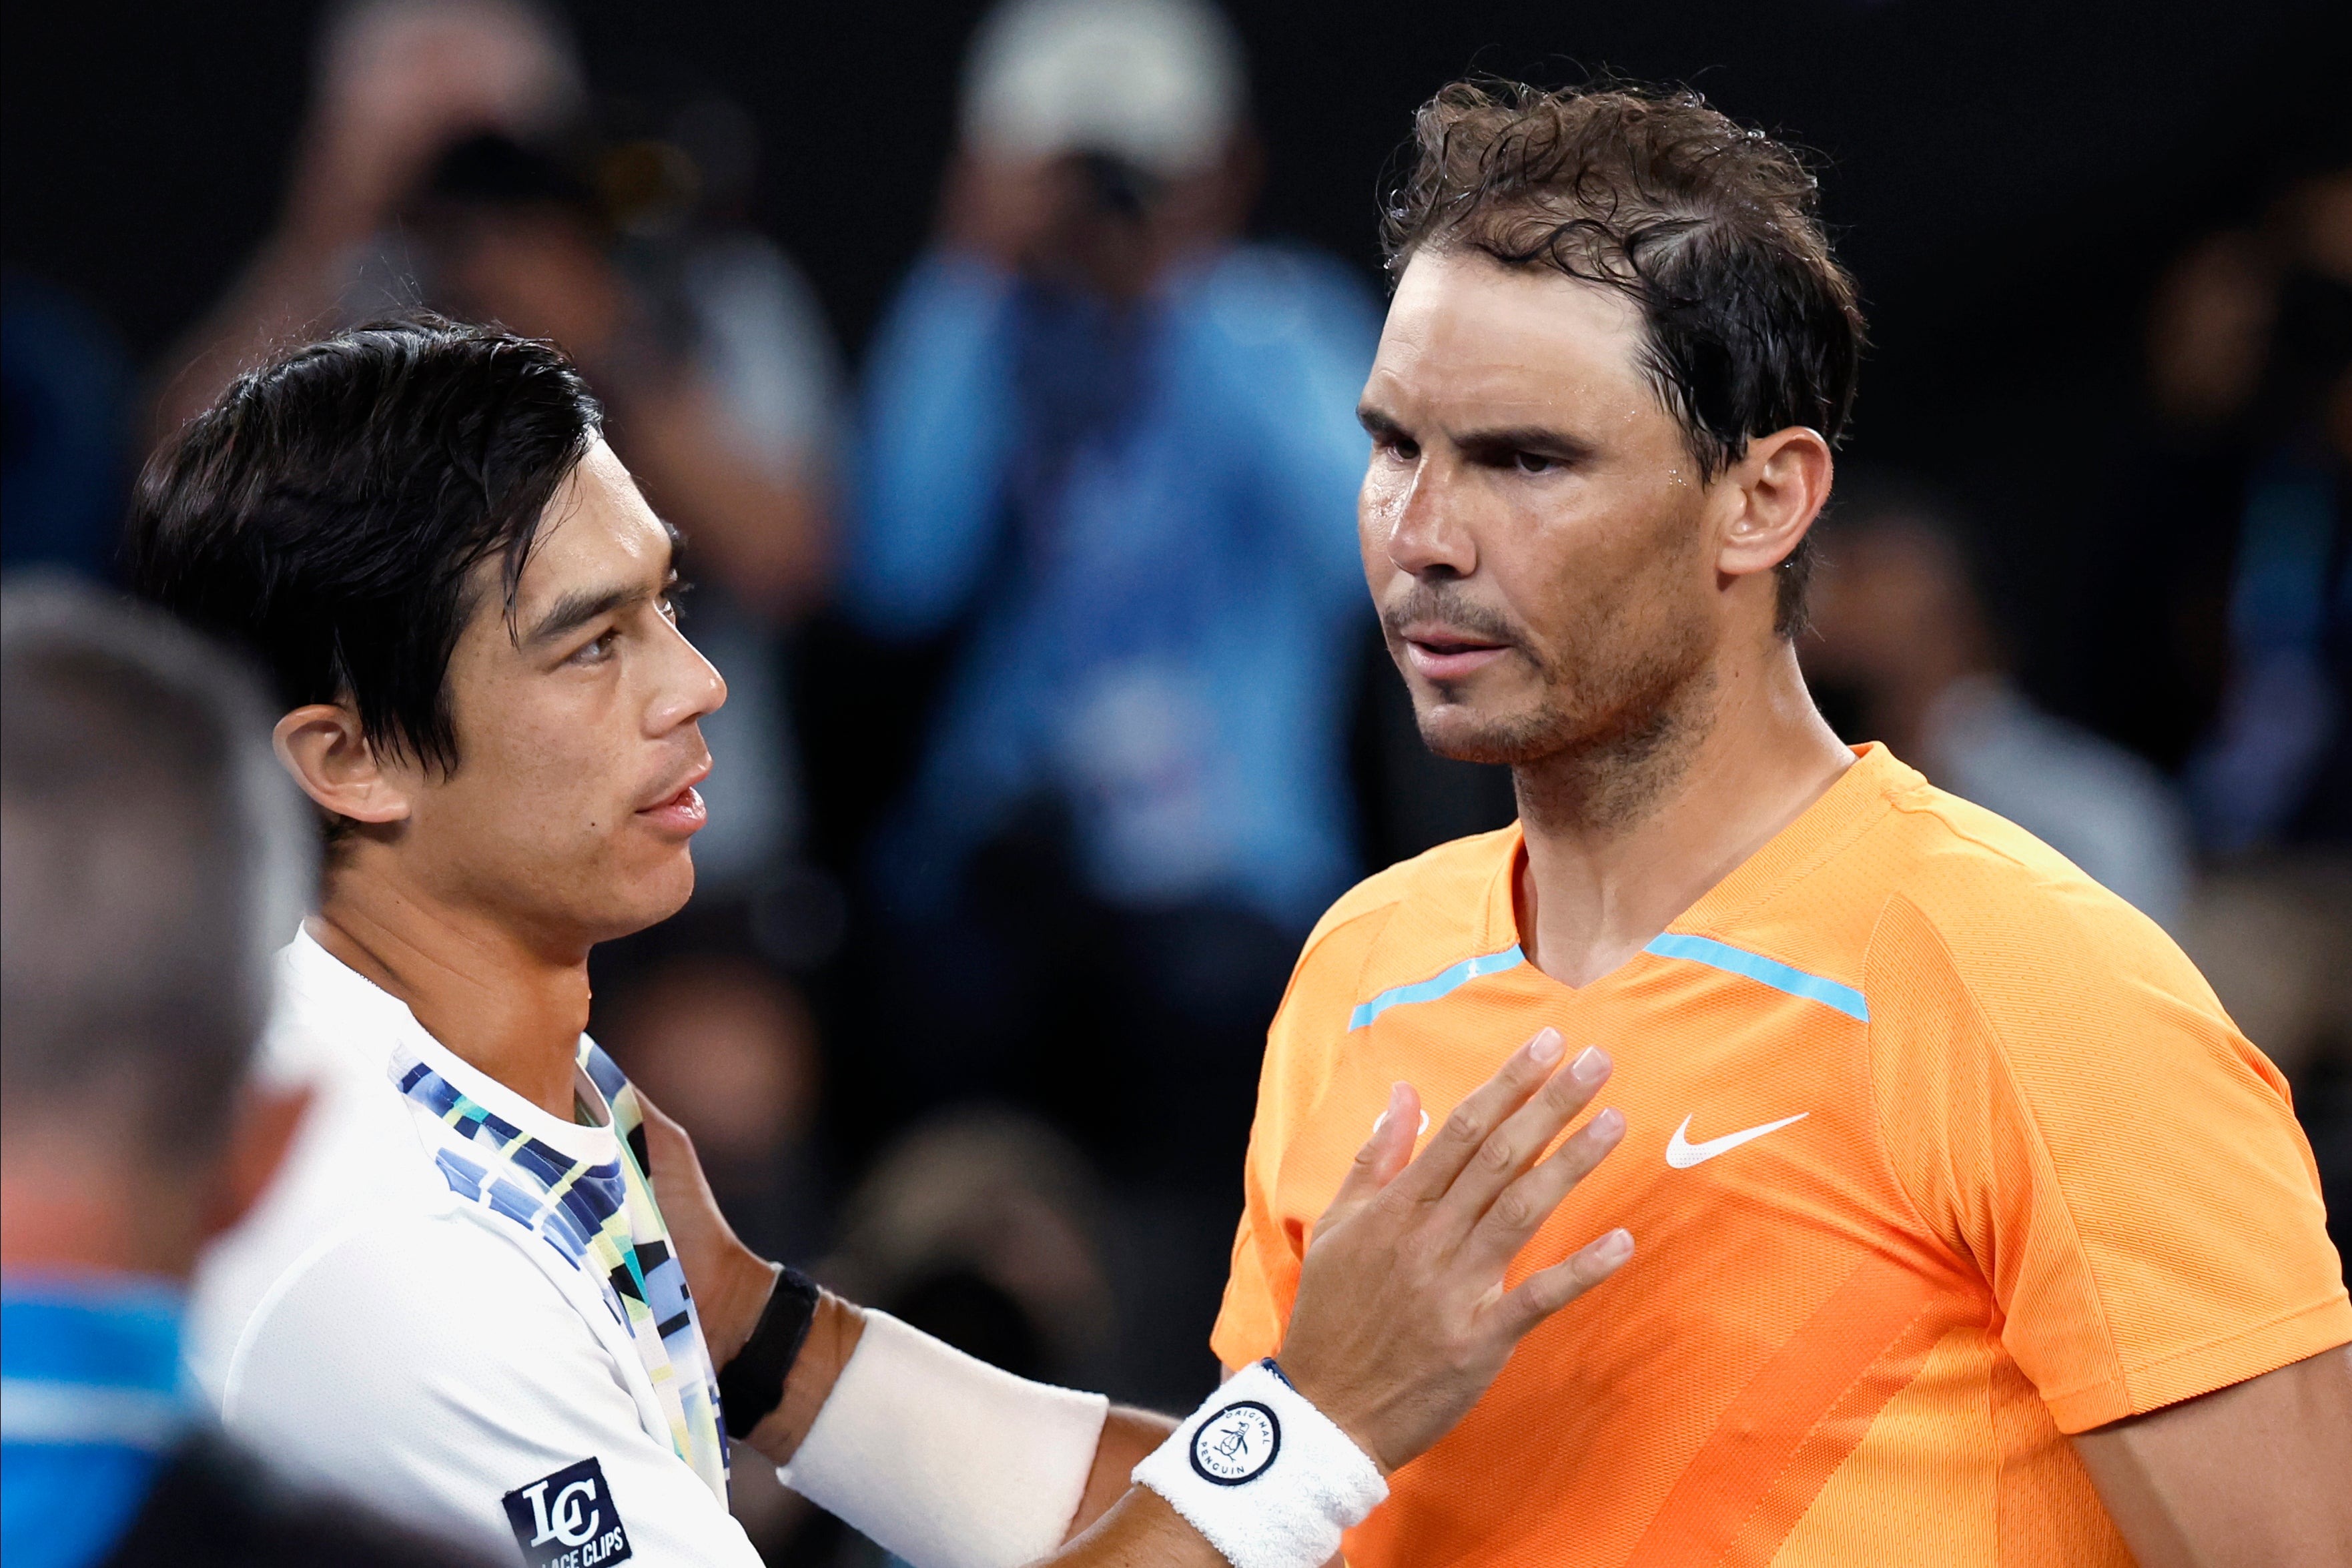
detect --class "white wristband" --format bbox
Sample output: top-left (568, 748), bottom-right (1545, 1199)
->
top-left (1132, 1359), bottom-right (1388, 1568)
top-left (777, 1309), bottom-right (1109, 1568)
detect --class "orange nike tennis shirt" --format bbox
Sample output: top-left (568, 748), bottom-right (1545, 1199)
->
top-left (1213, 745), bottom-right (2349, 1567)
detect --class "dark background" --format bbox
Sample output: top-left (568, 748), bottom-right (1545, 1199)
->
top-left (5, 4), bottom-right (2337, 414)
top-left (7, 0), bottom-right (2341, 750)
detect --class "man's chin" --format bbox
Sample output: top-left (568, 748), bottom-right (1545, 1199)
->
top-left (1414, 703), bottom-right (1556, 768)
top-left (587, 851), bottom-right (697, 945)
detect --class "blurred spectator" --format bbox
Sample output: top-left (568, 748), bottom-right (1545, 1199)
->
top-left (2072, 164), bottom-right (2351, 852)
top-left (843, 0), bottom-right (1377, 1195)
top-left (151, 0), bottom-right (582, 432)
top-left (1, 275), bottom-right (131, 580)
top-left (2056, 159), bottom-right (2352, 1254)
top-left (596, 952), bottom-right (833, 1270)
top-left (0, 581), bottom-right (486, 1567)
top-left (1808, 472), bottom-right (2194, 930)
top-left (824, 1108), bottom-right (1116, 1389)
top-left (151, 0), bottom-right (841, 893)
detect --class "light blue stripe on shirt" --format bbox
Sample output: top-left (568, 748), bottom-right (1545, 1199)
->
top-left (1642, 932), bottom-right (1870, 1022)
top-left (1348, 945), bottom-right (1526, 1031)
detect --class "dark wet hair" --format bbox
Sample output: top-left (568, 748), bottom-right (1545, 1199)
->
top-left (1383, 81), bottom-right (1866, 637)
top-left (129, 315), bottom-right (601, 773)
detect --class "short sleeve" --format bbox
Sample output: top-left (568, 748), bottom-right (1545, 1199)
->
top-left (1866, 889), bottom-right (2351, 1433)
top-left (1212, 903), bottom-right (1396, 1371)
top-left (221, 1213), bottom-right (762, 1565)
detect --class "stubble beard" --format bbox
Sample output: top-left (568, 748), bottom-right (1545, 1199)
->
top-left (1414, 593), bottom-right (1719, 839)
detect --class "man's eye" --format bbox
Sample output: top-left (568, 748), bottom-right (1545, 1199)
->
top-left (1385, 436), bottom-right (1421, 462)
top-left (570, 629), bottom-right (619, 665)
top-left (1515, 451), bottom-right (1556, 474)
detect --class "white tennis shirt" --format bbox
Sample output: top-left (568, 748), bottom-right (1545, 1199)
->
top-left (189, 930), bottom-right (763, 1565)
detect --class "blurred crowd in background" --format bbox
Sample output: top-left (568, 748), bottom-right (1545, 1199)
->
top-left (3, 1), bottom-right (2345, 1559)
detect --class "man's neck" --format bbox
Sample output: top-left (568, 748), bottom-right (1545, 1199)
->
top-left (312, 850), bottom-right (591, 1120)
top-left (1513, 636), bottom-right (1852, 988)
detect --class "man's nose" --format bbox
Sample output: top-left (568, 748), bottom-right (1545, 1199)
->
top-left (650, 620), bottom-right (727, 734)
top-left (1385, 462), bottom-right (1478, 578)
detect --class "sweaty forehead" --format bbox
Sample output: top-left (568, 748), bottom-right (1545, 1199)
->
top-left (1368, 250), bottom-right (1655, 425)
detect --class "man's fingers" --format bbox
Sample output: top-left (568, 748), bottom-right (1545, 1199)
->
top-left (1459, 1105), bottom-right (1625, 1270)
top-left (1497, 1228), bottom-right (1635, 1338)
top-left (1427, 1046), bottom-right (1612, 1234)
top-left (1314, 1080), bottom-right (1422, 1236)
top-left (1387, 1028), bottom-right (1567, 1205)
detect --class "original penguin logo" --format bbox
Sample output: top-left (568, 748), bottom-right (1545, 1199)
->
top-left (1190, 1400), bottom-right (1281, 1485)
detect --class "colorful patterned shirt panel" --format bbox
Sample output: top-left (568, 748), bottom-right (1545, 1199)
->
top-left (390, 1040), bottom-right (730, 1502)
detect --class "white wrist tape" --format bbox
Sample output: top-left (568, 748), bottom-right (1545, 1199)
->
top-left (777, 1309), bottom-right (1110, 1568)
top-left (1132, 1359), bottom-right (1387, 1568)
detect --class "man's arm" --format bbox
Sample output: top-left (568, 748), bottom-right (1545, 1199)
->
top-left (647, 1028), bottom-right (1631, 1565)
top-left (638, 1100), bottom-right (1171, 1542)
top-left (721, 1289), bottom-right (1171, 1543)
top-left (2070, 1344), bottom-right (2351, 1568)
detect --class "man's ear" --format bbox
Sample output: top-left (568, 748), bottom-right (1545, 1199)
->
top-left (1715, 426), bottom-right (1836, 584)
top-left (272, 704), bottom-right (411, 824)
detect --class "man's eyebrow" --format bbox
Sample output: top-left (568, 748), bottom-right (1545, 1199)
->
top-left (526, 582), bottom-right (651, 646)
top-left (1358, 406), bottom-right (1597, 464)
top-left (1455, 423), bottom-right (1597, 462)
top-left (523, 525), bottom-right (683, 646)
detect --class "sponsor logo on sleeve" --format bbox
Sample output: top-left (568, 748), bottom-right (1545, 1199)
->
top-left (502, 1457), bottom-right (633, 1568)
top-left (1190, 1400), bottom-right (1281, 1485)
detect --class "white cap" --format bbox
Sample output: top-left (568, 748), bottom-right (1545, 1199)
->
top-left (962, 0), bottom-right (1245, 176)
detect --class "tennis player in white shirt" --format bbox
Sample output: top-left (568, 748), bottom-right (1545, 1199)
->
top-left (136, 317), bottom-right (1635, 1568)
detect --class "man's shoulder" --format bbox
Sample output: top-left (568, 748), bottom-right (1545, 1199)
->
top-left (1278, 829), bottom-right (1521, 1037)
top-left (224, 1211), bottom-right (551, 1360)
top-left (216, 1208), bottom-right (614, 1436)
top-left (1844, 775), bottom-right (2224, 1034)
top-left (1302, 827), bottom-right (1517, 961)
top-left (189, 958), bottom-right (454, 1397)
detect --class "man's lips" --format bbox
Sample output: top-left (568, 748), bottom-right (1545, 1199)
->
top-left (1398, 624), bottom-right (1511, 681)
top-left (635, 761), bottom-right (711, 835)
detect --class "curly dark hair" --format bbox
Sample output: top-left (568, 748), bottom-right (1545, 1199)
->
top-left (1382, 81), bottom-right (1866, 636)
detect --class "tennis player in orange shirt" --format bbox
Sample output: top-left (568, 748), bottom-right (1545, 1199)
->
top-left (1213, 81), bottom-right (2351, 1567)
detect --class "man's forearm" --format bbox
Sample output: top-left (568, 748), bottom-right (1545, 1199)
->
top-left (1062, 1408), bottom-right (1180, 1543)
top-left (1036, 1488), bottom-right (1233, 1568)
top-left (741, 1288), bottom-right (864, 1464)
top-left (737, 1299), bottom-right (1323, 1568)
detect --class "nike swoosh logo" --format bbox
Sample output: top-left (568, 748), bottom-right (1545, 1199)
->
top-left (1665, 1112), bottom-right (1810, 1168)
